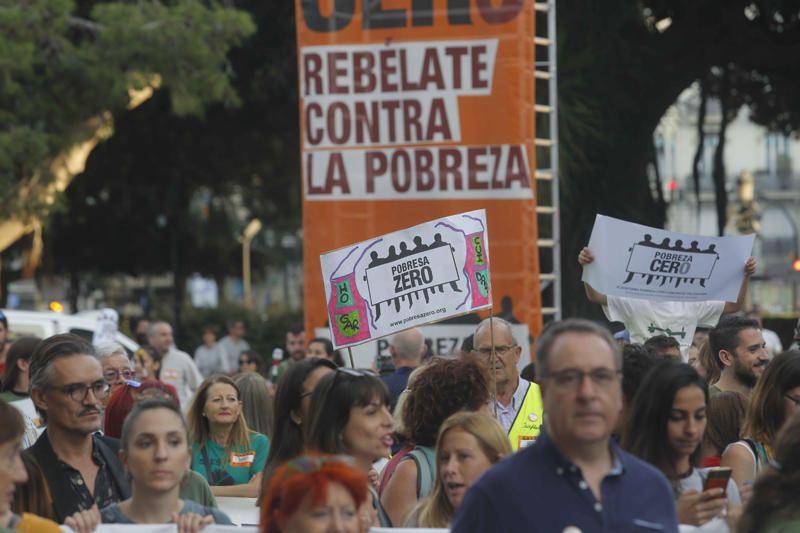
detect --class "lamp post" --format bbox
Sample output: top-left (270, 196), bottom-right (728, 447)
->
top-left (242, 219), bottom-right (262, 309)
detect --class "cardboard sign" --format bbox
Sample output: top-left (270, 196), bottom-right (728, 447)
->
top-left (583, 215), bottom-right (755, 302)
top-left (321, 210), bottom-right (491, 348)
top-left (297, 0), bottom-right (544, 355)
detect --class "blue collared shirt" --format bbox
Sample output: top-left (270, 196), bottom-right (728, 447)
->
top-left (451, 429), bottom-right (678, 533)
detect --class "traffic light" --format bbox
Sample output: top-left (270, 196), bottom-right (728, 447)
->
top-left (793, 257), bottom-right (800, 273)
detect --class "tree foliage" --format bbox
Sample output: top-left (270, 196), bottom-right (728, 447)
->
top-left (46, 1), bottom-right (300, 288)
top-left (0, 0), bottom-right (255, 220)
top-left (558, 0), bottom-right (800, 318)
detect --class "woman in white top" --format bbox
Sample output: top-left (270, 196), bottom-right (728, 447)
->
top-left (624, 360), bottom-right (739, 529)
top-left (721, 351), bottom-right (800, 497)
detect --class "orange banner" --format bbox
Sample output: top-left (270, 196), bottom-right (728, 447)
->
top-left (297, 0), bottom-right (542, 355)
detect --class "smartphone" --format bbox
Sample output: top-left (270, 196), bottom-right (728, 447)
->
top-left (703, 467), bottom-right (732, 495)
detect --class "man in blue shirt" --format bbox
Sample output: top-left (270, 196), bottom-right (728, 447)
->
top-left (381, 328), bottom-right (424, 411)
top-left (451, 318), bottom-right (679, 533)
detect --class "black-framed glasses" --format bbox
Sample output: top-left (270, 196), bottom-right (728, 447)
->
top-left (786, 394), bottom-right (800, 407)
top-left (239, 358), bottom-right (253, 366)
top-left (103, 369), bottom-right (134, 381)
top-left (473, 345), bottom-right (518, 357)
top-left (52, 381), bottom-right (110, 402)
top-left (547, 368), bottom-right (621, 390)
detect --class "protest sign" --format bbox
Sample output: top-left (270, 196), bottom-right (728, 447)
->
top-left (315, 322), bottom-right (531, 371)
top-left (297, 0), bottom-right (544, 352)
top-left (583, 215), bottom-right (755, 302)
top-left (321, 210), bottom-right (491, 348)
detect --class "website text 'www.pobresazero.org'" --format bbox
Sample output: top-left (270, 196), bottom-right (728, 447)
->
top-left (390, 308), bottom-right (447, 328)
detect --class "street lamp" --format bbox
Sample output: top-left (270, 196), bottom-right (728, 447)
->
top-left (241, 219), bottom-right (262, 309)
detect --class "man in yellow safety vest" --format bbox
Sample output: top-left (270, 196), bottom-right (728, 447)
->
top-left (472, 317), bottom-right (543, 451)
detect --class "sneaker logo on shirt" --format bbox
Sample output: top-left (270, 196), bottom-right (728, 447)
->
top-left (647, 323), bottom-right (686, 339)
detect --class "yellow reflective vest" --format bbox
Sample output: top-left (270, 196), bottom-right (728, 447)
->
top-left (507, 380), bottom-right (544, 451)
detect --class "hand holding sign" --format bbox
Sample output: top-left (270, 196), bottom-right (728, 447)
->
top-left (582, 215), bottom-right (755, 303)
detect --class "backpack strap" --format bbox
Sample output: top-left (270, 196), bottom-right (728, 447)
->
top-left (404, 445), bottom-right (436, 499)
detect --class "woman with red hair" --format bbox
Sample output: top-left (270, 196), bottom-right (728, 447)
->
top-left (260, 455), bottom-right (369, 533)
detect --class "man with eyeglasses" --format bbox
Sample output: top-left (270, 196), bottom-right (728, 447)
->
top-left (472, 317), bottom-right (543, 451)
top-left (452, 319), bottom-right (678, 533)
top-left (26, 334), bottom-right (130, 523)
top-left (95, 342), bottom-right (134, 396)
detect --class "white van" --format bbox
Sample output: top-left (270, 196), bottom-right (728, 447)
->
top-left (2, 309), bottom-right (139, 355)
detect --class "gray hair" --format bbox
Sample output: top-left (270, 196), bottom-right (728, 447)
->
top-left (95, 342), bottom-right (132, 368)
top-left (534, 319), bottom-right (620, 381)
top-left (390, 328), bottom-right (425, 361)
top-left (146, 320), bottom-right (171, 339)
top-left (474, 317), bottom-right (518, 346)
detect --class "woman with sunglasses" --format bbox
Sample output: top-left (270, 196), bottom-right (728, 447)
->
top-left (721, 351), bottom-right (800, 497)
top-left (187, 375), bottom-right (270, 497)
top-left (260, 454), bottom-right (369, 533)
top-left (305, 368), bottom-right (394, 527)
top-left (261, 358), bottom-right (337, 488)
top-left (624, 361), bottom-right (738, 528)
top-left (238, 350), bottom-right (270, 380)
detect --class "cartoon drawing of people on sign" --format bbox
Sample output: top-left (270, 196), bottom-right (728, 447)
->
top-left (622, 233), bottom-right (720, 289)
top-left (320, 210), bottom-right (493, 350)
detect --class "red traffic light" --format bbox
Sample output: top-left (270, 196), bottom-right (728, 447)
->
top-left (794, 258), bottom-right (800, 272)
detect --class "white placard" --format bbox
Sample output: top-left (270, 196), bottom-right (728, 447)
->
top-left (583, 215), bottom-right (755, 302)
top-left (321, 210), bottom-right (492, 349)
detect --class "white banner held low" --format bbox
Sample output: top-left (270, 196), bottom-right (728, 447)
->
top-left (321, 209), bottom-right (492, 349)
top-left (583, 215), bottom-right (755, 302)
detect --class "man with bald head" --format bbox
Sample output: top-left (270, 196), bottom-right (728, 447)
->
top-left (472, 317), bottom-right (543, 451)
top-left (382, 327), bottom-right (425, 411)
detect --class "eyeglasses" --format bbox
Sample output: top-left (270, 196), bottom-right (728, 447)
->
top-left (786, 394), bottom-right (800, 407)
top-left (473, 345), bottom-right (517, 357)
top-left (52, 381), bottom-right (110, 402)
top-left (239, 359), bottom-right (252, 365)
top-left (103, 369), bottom-right (134, 381)
top-left (546, 368), bottom-right (621, 390)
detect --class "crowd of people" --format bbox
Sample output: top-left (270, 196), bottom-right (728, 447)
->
top-left (0, 244), bottom-right (798, 532)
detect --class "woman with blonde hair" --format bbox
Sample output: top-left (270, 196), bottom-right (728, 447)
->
top-left (187, 375), bottom-right (270, 497)
top-left (407, 411), bottom-right (511, 528)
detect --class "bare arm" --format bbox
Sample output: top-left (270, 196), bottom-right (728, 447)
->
top-left (209, 473), bottom-right (262, 498)
top-left (380, 459), bottom-right (419, 527)
top-left (578, 247), bottom-right (608, 306)
top-left (723, 256), bottom-right (756, 314)
top-left (720, 443), bottom-right (755, 497)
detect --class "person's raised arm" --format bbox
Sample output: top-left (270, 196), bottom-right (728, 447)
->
top-left (723, 256), bottom-right (756, 314)
top-left (578, 247), bottom-right (608, 306)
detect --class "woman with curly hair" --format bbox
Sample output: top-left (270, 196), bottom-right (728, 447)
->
top-left (737, 411), bottom-right (800, 532)
top-left (380, 356), bottom-right (490, 526)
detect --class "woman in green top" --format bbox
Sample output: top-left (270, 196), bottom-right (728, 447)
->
top-left (187, 375), bottom-right (269, 497)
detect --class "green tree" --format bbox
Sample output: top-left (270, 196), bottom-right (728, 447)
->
top-left (0, 0), bottom-right (255, 221)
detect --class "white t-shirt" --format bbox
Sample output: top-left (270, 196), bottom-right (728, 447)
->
top-left (761, 328), bottom-right (783, 358)
top-left (604, 296), bottom-right (724, 359)
top-left (160, 347), bottom-right (204, 408)
top-left (677, 467), bottom-right (740, 532)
